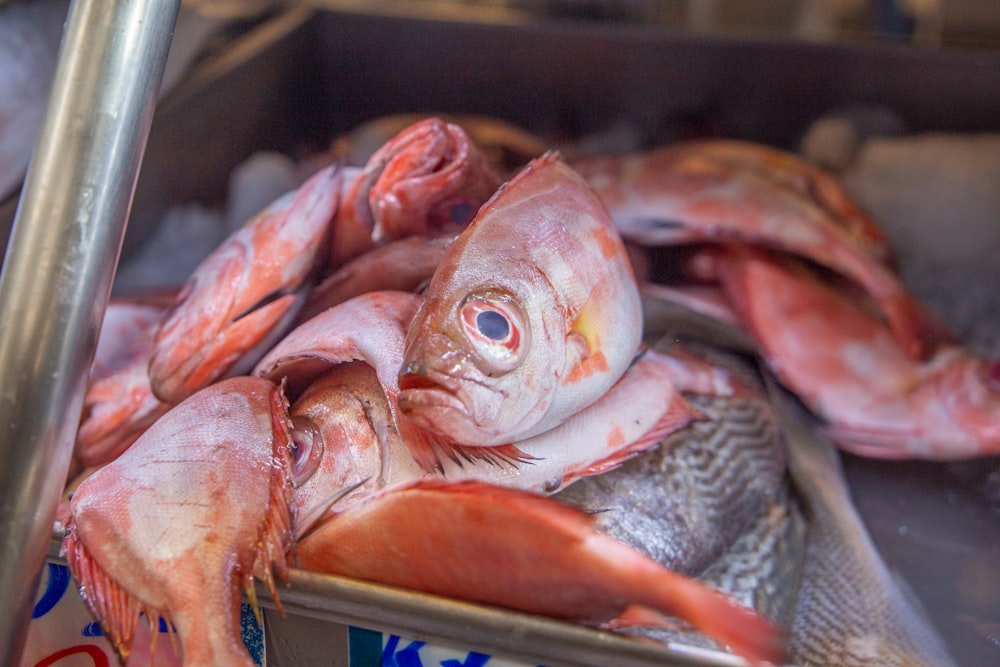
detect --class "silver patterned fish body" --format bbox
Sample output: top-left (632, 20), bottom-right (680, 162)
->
top-left (556, 387), bottom-right (789, 579)
top-left (774, 386), bottom-right (959, 667)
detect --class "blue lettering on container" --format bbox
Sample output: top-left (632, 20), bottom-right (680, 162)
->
top-left (383, 635), bottom-right (426, 667)
top-left (32, 563), bottom-right (70, 619)
top-left (441, 652), bottom-right (492, 667)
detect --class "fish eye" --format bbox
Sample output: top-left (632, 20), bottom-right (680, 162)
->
top-left (476, 309), bottom-right (510, 340)
top-left (459, 294), bottom-right (528, 374)
top-left (289, 416), bottom-right (325, 487)
top-left (446, 199), bottom-right (477, 226)
top-left (430, 197), bottom-right (479, 234)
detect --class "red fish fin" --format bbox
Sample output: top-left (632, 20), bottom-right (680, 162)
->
top-left (604, 603), bottom-right (680, 631)
top-left (570, 393), bottom-right (703, 482)
top-left (63, 524), bottom-right (160, 660)
top-left (249, 383), bottom-right (297, 615)
top-left (606, 599), bottom-right (783, 667)
top-left (620, 581), bottom-right (784, 667)
top-left (396, 413), bottom-right (453, 473)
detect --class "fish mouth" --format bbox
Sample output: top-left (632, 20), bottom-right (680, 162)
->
top-left (397, 362), bottom-right (474, 428)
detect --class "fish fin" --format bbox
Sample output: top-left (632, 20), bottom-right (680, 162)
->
top-left (445, 442), bottom-right (538, 469)
top-left (603, 603), bottom-right (681, 631)
top-left (566, 392), bottom-right (702, 482)
top-left (248, 383), bottom-right (298, 616)
top-left (607, 600), bottom-right (783, 667)
top-left (62, 522), bottom-right (155, 660)
top-left (398, 413), bottom-right (535, 473)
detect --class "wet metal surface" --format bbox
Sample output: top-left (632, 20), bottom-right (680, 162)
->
top-left (843, 455), bottom-right (1000, 667)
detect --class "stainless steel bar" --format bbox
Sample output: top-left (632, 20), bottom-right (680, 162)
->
top-left (0, 1), bottom-right (180, 663)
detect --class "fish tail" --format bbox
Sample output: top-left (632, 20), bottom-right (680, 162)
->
top-left (619, 567), bottom-right (786, 666)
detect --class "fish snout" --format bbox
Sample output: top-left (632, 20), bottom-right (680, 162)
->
top-left (398, 359), bottom-right (451, 394)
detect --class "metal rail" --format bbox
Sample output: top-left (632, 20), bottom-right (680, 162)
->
top-left (0, 1), bottom-right (180, 663)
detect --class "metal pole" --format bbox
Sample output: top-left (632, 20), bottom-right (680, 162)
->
top-left (0, 1), bottom-right (180, 663)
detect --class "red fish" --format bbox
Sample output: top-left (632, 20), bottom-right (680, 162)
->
top-left (398, 153), bottom-right (643, 463)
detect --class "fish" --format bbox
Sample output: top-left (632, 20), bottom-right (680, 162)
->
top-left (397, 152), bottom-right (643, 462)
top-left (771, 382), bottom-right (959, 667)
top-left (257, 290), bottom-right (695, 483)
top-left (62, 376), bottom-right (295, 667)
top-left (147, 118), bottom-right (500, 407)
top-left (555, 341), bottom-right (802, 658)
top-left (295, 479), bottom-right (784, 666)
top-left (666, 139), bottom-right (892, 262)
top-left (710, 246), bottom-right (1000, 459)
top-left (328, 112), bottom-right (548, 175)
top-left (555, 367), bottom-right (788, 578)
top-left (330, 116), bottom-right (501, 264)
top-left (62, 296), bottom-right (764, 667)
top-left (74, 295), bottom-right (177, 474)
top-left (148, 163), bottom-right (343, 404)
top-left (573, 140), bottom-right (952, 359)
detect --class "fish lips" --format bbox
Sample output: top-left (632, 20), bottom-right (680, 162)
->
top-left (397, 358), bottom-right (505, 444)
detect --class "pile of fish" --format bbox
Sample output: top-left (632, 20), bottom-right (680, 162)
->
top-left (54, 115), bottom-right (998, 666)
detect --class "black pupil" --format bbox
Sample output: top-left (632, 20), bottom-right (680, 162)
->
top-left (476, 309), bottom-right (510, 340)
top-left (449, 200), bottom-right (475, 225)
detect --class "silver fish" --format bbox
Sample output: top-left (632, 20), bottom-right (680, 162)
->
top-left (555, 387), bottom-right (788, 578)
top-left (773, 384), bottom-right (959, 667)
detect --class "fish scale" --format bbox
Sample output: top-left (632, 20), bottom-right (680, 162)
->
top-left (625, 482), bottom-right (808, 653)
top-left (699, 483), bottom-right (808, 628)
top-left (775, 387), bottom-right (959, 667)
top-left (556, 390), bottom-right (787, 578)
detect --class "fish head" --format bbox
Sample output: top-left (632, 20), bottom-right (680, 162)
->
top-left (398, 153), bottom-right (643, 447)
top-left (398, 272), bottom-right (563, 447)
top-left (366, 117), bottom-right (501, 242)
top-left (287, 364), bottom-right (398, 538)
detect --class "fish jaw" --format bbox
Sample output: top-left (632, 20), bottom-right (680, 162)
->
top-left (148, 164), bottom-right (342, 404)
top-left (297, 479), bottom-right (784, 666)
top-left (399, 152), bottom-right (642, 447)
top-left (368, 117), bottom-right (501, 241)
top-left (63, 376), bottom-right (295, 666)
top-left (330, 118), bottom-right (500, 263)
top-left (397, 326), bottom-right (523, 443)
